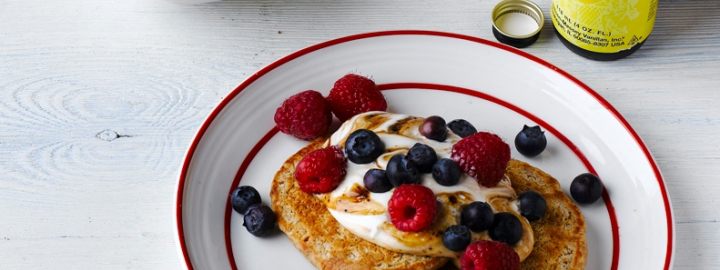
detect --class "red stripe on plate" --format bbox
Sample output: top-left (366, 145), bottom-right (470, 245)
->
top-left (224, 128), bottom-right (279, 270)
top-left (379, 83), bottom-right (620, 270)
top-left (224, 83), bottom-right (620, 270)
top-left (177, 30), bottom-right (672, 270)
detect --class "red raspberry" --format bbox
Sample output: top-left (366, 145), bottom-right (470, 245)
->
top-left (327, 74), bottom-right (387, 121)
top-left (294, 147), bottom-right (346, 193)
top-left (451, 132), bottom-right (510, 187)
top-left (461, 240), bottom-right (519, 270)
top-left (388, 184), bottom-right (437, 232)
top-left (274, 90), bottom-right (332, 140)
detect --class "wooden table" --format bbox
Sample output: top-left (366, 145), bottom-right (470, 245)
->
top-left (1, 0), bottom-right (718, 268)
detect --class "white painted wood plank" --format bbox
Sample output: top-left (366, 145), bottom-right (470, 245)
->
top-left (0, 0), bottom-right (718, 268)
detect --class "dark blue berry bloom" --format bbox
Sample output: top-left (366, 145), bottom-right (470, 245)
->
top-left (514, 125), bottom-right (547, 157)
top-left (363, 169), bottom-right (392, 193)
top-left (518, 190), bottom-right (547, 221)
top-left (432, 158), bottom-right (461, 186)
top-left (447, 119), bottom-right (477, 138)
top-left (461, 201), bottom-right (494, 232)
top-left (489, 212), bottom-right (523, 245)
top-left (442, 225), bottom-right (472, 251)
top-left (570, 173), bottom-right (604, 204)
top-left (407, 143), bottom-right (437, 173)
top-left (386, 154), bottom-right (420, 187)
top-left (345, 129), bottom-right (385, 164)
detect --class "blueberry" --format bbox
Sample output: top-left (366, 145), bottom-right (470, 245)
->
top-left (442, 225), bottom-right (472, 252)
top-left (386, 154), bottom-right (421, 187)
top-left (243, 204), bottom-right (277, 237)
top-left (518, 190), bottom-right (547, 221)
top-left (345, 129), bottom-right (385, 164)
top-left (406, 143), bottom-right (437, 173)
top-left (489, 212), bottom-right (523, 245)
top-left (231, 186), bottom-right (261, 214)
top-left (460, 201), bottom-right (494, 232)
top-left (447, 119), bottom-right (477, 138)
top-left (419, 116), bottom-right (448, 142)
top-left (570, 173), bottom-right (604, 204)
top-left (432, 158), bottom-right (461, 186)
top-left (363, 169), bottom-right (392, 193)
top-left (514, 125), bottom-right (547, 157)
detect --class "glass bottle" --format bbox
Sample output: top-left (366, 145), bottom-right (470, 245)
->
top-left (551, 0), bottom-right (658, 60)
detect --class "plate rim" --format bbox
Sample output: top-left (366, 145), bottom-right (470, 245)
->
top-left (175, 30), bottom-right (674, 270)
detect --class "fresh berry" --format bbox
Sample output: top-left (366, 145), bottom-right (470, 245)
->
top-left (461, 201), bottom-right (494, 232)
top-left (363, 169), bottom-right (392, 193)
top-left (386, 154), bottom-right (421, 187)
top-left (448, 119), bottom-right (477, 138)
top-left (489, 213), bottom-right (523, 245)
top-left (570, 173), bottom-right (604, 204)
top-left (461, 240), bottom-right (520, 270)
top-left (230, 186), bottom-right (261, 215)
top-left (419, 116), bottom-right (448, 142)
top-left (442, 225), bottom-right (472, 252)
top-left (518, 190), bottom-right (547, 221)
top-left (514, 125), bottom-right (547, 157)
top-left (388, 184), bottom-right (438, 232)
top-left (432, 158), bottom-right (461, 186)
top-left (345, 129), bottom-right (385, 164)
top-left (294, 147), bottom-right (347, 193)
top-left (407, 143), bottom-right (437, 173)
top-left (451, 132), bottom-right (510, 187)
top-left (274, 90), bottom-right (332, 140)
top-left (243, 204), bottom-right (277, 237)
top-left (327, 74), bottom-right (387, 121)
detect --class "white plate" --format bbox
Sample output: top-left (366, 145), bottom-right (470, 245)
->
top-left (176, 31), bottom-right (673, 270)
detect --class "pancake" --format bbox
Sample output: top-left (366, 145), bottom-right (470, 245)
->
top-left (507, 159), bottom-right (587, 270)
top-left (271, 140), bottom-right (448, 269)
top-left (270, 123), bottom-right (586, 269)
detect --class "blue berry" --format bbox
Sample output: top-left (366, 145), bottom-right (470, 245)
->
top-left (231, 186), bottom-right (261, 214)
top-left (447, 119), bottom-right (477, 138)
top-left (386, 154), bottom-right (420, 187)
top-left (460, 201), bottom-right (494, 232)
top-left (419, 116), bottom-right (447, 142)
top-left (442, 225), bottom-right (472, 252)
top-left (407, 143), bottom-right (437, 173)
top-left (345, 129), bottom-right (385, 164)
top-left (570, 173), bottom-right (604, 204)
top-left (243, 204), bottom-right (277, 237)
top-left (432, 158), bottom-right (461, 186)
top-left (518, 190), bottom-right (546, 221)
top-left (363, 169), bottom-right (392, 193)
top-left (489, 212), bottom-right (523, 245)
top-left (514, 125), bottom-right (547, 157)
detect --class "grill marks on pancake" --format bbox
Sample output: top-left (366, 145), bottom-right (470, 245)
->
top-left (271, 140), bottom-right (449, 269)
top-left (387, 116), bottom-right (420, 134)
top-left (363, 113), bottom-right (391, 130)
top-left (328, 183), bottom-right (385, 215)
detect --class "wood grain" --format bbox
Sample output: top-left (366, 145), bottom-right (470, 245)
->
top-left (0, 0), bottom-right (718, 269)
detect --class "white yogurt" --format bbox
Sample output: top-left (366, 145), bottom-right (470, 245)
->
top-left (319, 112), bottom-right (525, 256)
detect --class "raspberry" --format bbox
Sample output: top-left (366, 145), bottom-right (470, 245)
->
top-left (274, 90), bottom-right (332, 140)
top-left (451, 132), bottom-right (510, 187)
top-left (461, 240), bottom-right (520, 270)
top-left (388, 184), bottom-right (437, 232)
top-left (294, 147), bottom-right (346, 193)
top-left (327, 74), bottom-right (387, 121)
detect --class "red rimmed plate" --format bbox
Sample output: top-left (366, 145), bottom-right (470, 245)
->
top-left (176, 30), bottom-right (673, 270)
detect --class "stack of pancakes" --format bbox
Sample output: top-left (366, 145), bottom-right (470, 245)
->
top-left (270, 115), bottom-right (586, 270)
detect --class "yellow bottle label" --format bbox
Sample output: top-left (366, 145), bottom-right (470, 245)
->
top-left (551, 0), bottom-right (658, 53)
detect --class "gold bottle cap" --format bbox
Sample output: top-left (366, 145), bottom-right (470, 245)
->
top-left (491, 0), bottom-right (544, 48)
